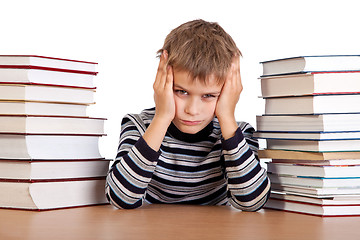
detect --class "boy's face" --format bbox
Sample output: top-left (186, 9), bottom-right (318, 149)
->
top-left (172, 69), bottom-right (223, 134)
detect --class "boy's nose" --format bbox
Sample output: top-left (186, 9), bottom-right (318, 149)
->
top-left (185, 98), bottom-right (200, 116)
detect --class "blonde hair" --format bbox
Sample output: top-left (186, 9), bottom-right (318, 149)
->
top-left (157, 19), bottom-right (241, 83)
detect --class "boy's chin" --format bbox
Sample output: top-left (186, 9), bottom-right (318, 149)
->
top-left (173, 122), bottom-right (207, 135)
top-left (179, 127), bottom-right (203, 135)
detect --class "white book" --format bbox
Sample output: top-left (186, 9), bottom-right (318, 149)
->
top-left (256, 114), bottom-right (360, 132)
top-left (258, 149), bottom-right (360, 161)
top-left (0, 55), bottom-right (97, 73)
top-left (254, 131), bottom-right (360, 140)
top-left (268, 173), bottom-right (360, 188)
top-left (0, 101), bottom-right (88, 116)
top-left (260, 72), bottom-right (360, 98)
top-left (261, 55), bottom-right (360, 76)
top-left (264, 94), bottom-right (360, 115)
top-left (0, 178), bottom-right (108, 210)
top-left (0, 68), bottom-right (95, 88)
top-left (267, 162), bottom-right (360, 178)
top-left (271, 183), bottom-right (360, 196)
top-left (0, 115), bottom-right (105, 135)
top-left (271, 158), bottom-right (360, 166)
top-left (0, 134), bottom-right (103, 159)
top-left (270, 191), bottom-right (360, 205)
top-left (0, 159), bottom-right (110, 180)
top-left (266, 138), bottom-right (360, 152)
top-left (265, 195), bottom-right (360, 217)
top-left (0, 84), bottom-right (95, 105)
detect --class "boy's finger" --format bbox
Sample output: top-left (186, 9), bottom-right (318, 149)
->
top-left (165, 65), bottom-right (174, 89)
top-left (154, 51), bottom-right (168, 88)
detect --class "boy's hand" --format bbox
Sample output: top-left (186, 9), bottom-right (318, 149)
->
top-left (153, 50), bottom-right (175, 125)
top-left (215, 56), bottom-right (242, 139)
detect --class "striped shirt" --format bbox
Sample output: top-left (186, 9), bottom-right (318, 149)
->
top-left (106, 108), bottom-right (270, 210)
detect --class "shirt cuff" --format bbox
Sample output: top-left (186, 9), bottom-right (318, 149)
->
top-left (222, 127), bottom-right (245, 151)
top-left (135, 136), bottom-right (161, 162)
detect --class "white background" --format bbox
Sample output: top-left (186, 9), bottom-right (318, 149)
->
top-left (2, 0), bottom-right (360, 159)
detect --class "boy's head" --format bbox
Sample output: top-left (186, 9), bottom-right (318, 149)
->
top-left (158, 19), bottom-right (241, 84)
top-left (157, 20), bottom-right (241, 134)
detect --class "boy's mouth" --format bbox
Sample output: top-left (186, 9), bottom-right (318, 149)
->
top-left (180, 120), bottom-right (202, 126)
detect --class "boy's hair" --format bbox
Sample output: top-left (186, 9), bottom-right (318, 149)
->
top-left (157, 19), bottom-right (241, 83)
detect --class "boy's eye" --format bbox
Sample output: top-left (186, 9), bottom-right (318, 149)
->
top-left (175, 89), bottom-right (188, 95)
top-left (202, 94), bottom-right (216, 99)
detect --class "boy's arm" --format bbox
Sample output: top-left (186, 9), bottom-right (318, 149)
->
top-left (215, 56), bottom-right (242, 140)
top-left (216, 56), bottom-right (270, 211)
top-left (143, 50), bottom-right (175, 151)
top-left (222, 123), bottom-right (270, 211)
top-left (106, 51), bottom-right (175, 209)
top-left (106, 115), bottom-right (160, 209)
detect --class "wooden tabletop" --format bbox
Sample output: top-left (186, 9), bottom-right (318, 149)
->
top-left (1, 204), bottom-right (360, 240)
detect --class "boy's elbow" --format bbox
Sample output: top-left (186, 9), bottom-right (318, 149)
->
top-left (229, 183), bottom-right (271, 212)
top-left (229, 196), bottom-right (268, 212)
top-left (105, 186), bottom-right (144, 210)
top-left (229, 200), bottom-right (266, 212)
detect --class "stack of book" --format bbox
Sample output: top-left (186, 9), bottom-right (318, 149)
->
top-left (0, 55), bottom-right (109, 210)
top-left (255, 55), bottom-right (360, 217)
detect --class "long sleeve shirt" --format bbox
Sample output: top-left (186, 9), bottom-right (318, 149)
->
top-left (106, 108), bottom-right (270, 210)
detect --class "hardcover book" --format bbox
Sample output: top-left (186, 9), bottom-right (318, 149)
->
top-left (261, 55), bottom-right (360, 77)
top-left (0, 178), bottom-right (108, 210)
top-left (260, 72), bottom-right (360, 98)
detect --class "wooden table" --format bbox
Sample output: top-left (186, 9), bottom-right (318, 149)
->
top-left (1, 204), bottom-right (360, 240)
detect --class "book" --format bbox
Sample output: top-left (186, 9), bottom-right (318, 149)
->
top-left (260, 72), bottom-right (360, 98)
top-left (267, 162), bottom-right (360, 178)
top-left (0, 101), bottom-right (87, 116)
top-left (0, 178), bottom-right (108, 210)
top-left (256, 114), bottom-right (360, 132)
top-left (264, 94), bottom-right (360, 115)
top-left (0, 115), bottom-right (105, 135)
top-left (265, 192), bottom-right (360, 217)
top-left (0, 55), bottom-right (97, 73)
top-left (0, 83), bottom-right (95, 105)
top-left (271, 158), bottom-right (360, 165)
top-left (261, 55), bottom-right (360, 77)
top-left (254, 131), bottom-right (360, 140)
top-left (270, 191), bottom-right (360, 205)
top-left (266, 138), bottom-right (360, 152)
top-left (0, 134), bottom-right (103, 159)
top-left (270, 183), bottom-right (360, 197)
top-left (0, 159), bottom-right (110, 180)
top-left (259, 149), bottom-right (360, 160)
top-left (269, 173), bottom-right (360, 188)
top-left (0, 68), bottom-right (95, 88)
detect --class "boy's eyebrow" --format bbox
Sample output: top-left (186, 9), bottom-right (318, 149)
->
top-left (173, 83), bottom-right (221, 95)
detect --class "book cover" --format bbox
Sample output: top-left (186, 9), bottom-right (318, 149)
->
top-left (261, 55), bottom-right (360, 77)
top-left (0, 177), bottom-right (108, 210)
top-left (0, 159), bottom-right (110, 180)
top-left (258, 149), bottom-right (360, 160)
top-left (0, 83), bottom-right (95, 105)
top-left (0, 115), bottom-right (106, 135)
top-left (267, 162), bottom-right (360, 178)
top-left (266, 138), bottom-right (360, 152)
top-left (264, 93), bottom-right (360, 115)
top-left (260, 71), bottom-right (360, 98)
top-left (0, 55), bottom-right (98, 74)
top-left (0, 100), bottom-right (88, 116)
top-left (0, 68), bottom-right (95, 88)
top-left (0, 134), bottom-right (103, 159)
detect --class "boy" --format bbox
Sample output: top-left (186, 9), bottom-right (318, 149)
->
top-left (106, 19), bottom-right (270, 210)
